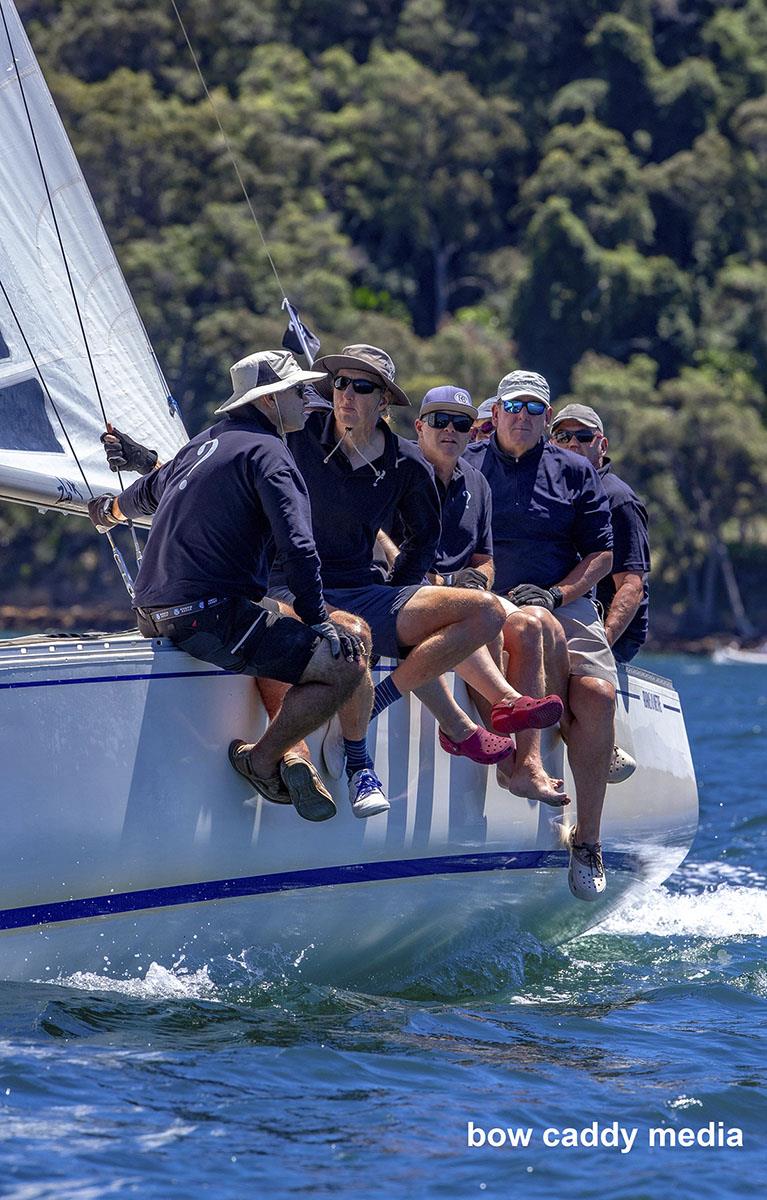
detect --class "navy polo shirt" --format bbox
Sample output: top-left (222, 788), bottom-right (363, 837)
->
top-left (280, 411), bottom-right (442, 589)
top-left (464, 435), bottom-right (613, 593)
top-left (118, 409), bottom-right (327, 626)
top-left (596, 460), bottom-right (650, 660)
top-left (433, 460), bottom-right (493, 575)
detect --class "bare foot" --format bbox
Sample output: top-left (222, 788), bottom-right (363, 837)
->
top-left (496, 757), bottom-right (571, 807)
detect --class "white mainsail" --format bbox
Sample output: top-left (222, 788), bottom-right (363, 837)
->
top-left (0, 0), bottom-right (187, 514)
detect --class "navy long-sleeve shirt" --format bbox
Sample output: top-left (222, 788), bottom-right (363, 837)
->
top-left (273, 411), bottom-right (442, 589)
top-left (596, 460), bottom-right (651, 657)
top-left (118, 410), bottom-right (327, 625)
top-left (464, 435), bottom-right (613, 593)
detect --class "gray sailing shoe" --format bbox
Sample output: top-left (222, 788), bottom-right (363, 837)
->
top-left (280, 753), bottom-right (337, 822)
top-left (228, 739), bottom-right (291, 804)
top-left (567, 829), bottom-right (606, 901)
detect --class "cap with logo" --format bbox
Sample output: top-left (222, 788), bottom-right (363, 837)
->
top-left (418, 385), bottom-right (477, 420)
top-left (496, 370), bottom-right (551, 407)
top-left (551, 403), bottom-right (604, 434)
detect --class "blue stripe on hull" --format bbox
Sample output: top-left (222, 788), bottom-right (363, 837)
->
top-left (0, 850), bottom-right (638, 932)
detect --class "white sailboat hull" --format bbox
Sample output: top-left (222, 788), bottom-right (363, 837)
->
top-left (0, 633), bottom-right (697, 984)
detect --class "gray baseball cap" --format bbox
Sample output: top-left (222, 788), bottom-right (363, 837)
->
top-left (496, 370), bottom-right (551, 406)
top-left (551, 403), bottom-right (604, 433)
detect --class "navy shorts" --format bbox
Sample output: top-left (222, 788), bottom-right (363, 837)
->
top-left (269, 583), bottom-right (422, 659)
top-left (135, 596), bottom-right (319, 685)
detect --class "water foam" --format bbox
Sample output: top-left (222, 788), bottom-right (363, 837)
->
top-left (591, 872), bottom-right (767, 939)
top-left (49, 960), bottom-right (219, 1001)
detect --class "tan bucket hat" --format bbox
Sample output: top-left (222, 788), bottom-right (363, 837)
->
top-left (215, 350), bottom-right (326, 415)
top-left (312, 344), bottom-right (410, 407)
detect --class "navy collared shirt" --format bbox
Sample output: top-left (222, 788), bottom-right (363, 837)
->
top-left (278, 411), bottom-right (442, 589)
top-left (118, 409), bottom-right (327, 625)
top-left (464, 435), bottom-right (613, 593)
top-left (433, 459), bottom-right (493, 575)
top-left (596, 460), bottom-right (650, 660)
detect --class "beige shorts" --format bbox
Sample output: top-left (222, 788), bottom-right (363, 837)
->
top-left (498, 593), bottom-right (617, 689)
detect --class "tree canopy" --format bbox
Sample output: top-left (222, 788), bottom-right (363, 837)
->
top-left (3, 0), bottom-right (767, 638)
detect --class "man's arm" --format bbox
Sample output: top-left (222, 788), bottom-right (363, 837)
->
top-left (604, 570), bottom-right (646, 646)
top-left (389, 463), bottom-right (442, 586)
top-left (554, 549), bottom-right (613, 606)
top-left (467, 553), bottom-right (494, 588)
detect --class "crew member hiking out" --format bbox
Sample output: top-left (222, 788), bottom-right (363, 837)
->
top-left (89, 350), bottom-right (370, 823)
top-left (271, 345), bottom-right (516, 794)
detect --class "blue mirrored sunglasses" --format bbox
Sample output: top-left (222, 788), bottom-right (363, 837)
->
top-left (501, 398), bottom-right (547, 415)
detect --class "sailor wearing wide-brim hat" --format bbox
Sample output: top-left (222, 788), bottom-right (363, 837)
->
top-left (311, 343), bottom-right (411, 407)
top-left (214, 348), bottom-right (326, 414)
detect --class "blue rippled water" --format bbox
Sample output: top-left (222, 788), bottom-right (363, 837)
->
top-left (0, 654), bottom-right (765, 1198)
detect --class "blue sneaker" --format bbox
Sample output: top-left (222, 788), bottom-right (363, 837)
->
top-left (348, 769), bottom-right (390, 819)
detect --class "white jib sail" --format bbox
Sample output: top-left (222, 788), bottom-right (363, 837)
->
top-left (0, 0), bottom-right (188, 514)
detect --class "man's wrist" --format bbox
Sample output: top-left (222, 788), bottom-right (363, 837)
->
top-left (549, 585), bottom-right (565, 609)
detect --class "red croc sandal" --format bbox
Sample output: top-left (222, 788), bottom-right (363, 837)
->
top-left (438, 726), bottom-right (515, 765)
top-left (490, 694), bottom-right (564, 735)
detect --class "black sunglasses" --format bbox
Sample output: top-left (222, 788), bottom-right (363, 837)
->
top-left (551, 428), bottom-right (598, 445)
top-left (425, 411), bottom-right (474, 433)
top-left (501, 398), bottom-right (547, 415)
top-left (333, 375), bottom-right (383, 395)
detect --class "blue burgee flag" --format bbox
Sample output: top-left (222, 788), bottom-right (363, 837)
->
top-left (281, 299), bottom-right (321, 365)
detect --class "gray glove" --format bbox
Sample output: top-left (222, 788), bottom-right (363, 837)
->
top-left (450, 567), bottom-right (489, 591)
top-left (101, 427), bottom-right (158, 475)
top-left (508, 583), bottom-right (564, 611)
top-left (312, 620), bottom-right (366, 662)
top-left (87, 495), bottom-right (121, 533)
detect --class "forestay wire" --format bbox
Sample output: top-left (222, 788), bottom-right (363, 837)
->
top-left (169, 1), bottom-right (317, 365)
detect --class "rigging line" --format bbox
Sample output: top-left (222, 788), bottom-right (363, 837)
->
top-left (169, 0), bottom-right (288, 304)
top-left (0, 0), bottom-right (126, 494)
top-left (0, 272), bottom-right (94, 500)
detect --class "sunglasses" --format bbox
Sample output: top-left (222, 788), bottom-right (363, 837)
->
top-left (333, 375), bottom-right (383, 395)
top-left (501, 398), bottom-right (547, 415)
top-left (551, 428), bottom-right (598, 445)
top-left (424, 411), bottom-right (474, 433)
top-left (470, 419), bottom-right (494, 440)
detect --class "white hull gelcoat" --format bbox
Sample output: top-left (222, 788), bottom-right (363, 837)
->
top-left (0, 633), bottom-right (697, 984)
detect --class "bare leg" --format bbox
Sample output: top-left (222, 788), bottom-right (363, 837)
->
top-left (497, 606), bottom-right (571, 806)
top-left (329, 610), bottom-right (374, 739)
top-left (247, 633), bottom-right (367, 778)
top-left (256, 677), bottom-right (310, 758)
top-left (561, 676), bottom-right (615, 843)
top-left (392, 588), bottom-right (504, 734)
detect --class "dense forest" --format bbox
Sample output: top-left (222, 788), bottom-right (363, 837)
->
top-left (2, 0), bottom-right (767, 639)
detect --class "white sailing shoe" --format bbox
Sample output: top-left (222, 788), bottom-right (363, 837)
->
top-left (608, 744), bottom-right (637, 784)
top-left (348, 769), bottom-right (390, 819)
top-left (567, 828), bottom-right (606, 901)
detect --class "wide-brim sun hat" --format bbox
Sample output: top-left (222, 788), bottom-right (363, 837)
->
top-left (312, 343), bottom-right (410, 407)
top-left (215, 349), bottom-right (326, 414)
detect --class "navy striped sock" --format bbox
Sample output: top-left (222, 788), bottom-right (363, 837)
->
top-left (371, 675), bottom-right (402, 720)
top-left (343, 737), bottom-right (374, 780)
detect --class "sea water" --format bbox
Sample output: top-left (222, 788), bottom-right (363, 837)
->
top-left (0, 654), bottom-right (764, 1198)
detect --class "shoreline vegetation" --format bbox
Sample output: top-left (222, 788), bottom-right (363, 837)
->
top-left (3, 1), bottom-right (766, 640)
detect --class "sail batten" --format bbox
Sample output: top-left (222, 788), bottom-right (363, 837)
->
top-left (0, 0), bottom-right (187, 513)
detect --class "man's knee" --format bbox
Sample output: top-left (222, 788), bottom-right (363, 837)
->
top-left (471, 591), bottom-right (505, 640)
top-left (329, 608), bottom-right (372, 657)
top-left (503, 606), bottom-right (545, 645)
top-left (569, 674), bottom-right (615, 717)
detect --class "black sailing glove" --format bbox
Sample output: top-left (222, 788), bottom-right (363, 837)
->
top-left (508, 583), bottom-right (564, 612)
top-left (311, 620), bottom-right (366, 662)
top-left (87, 495), bottom-right (121, 534)
top-left (449, 567), bottom-right (489, 591)
top-left (101, 427), bottom-right (158, 475)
